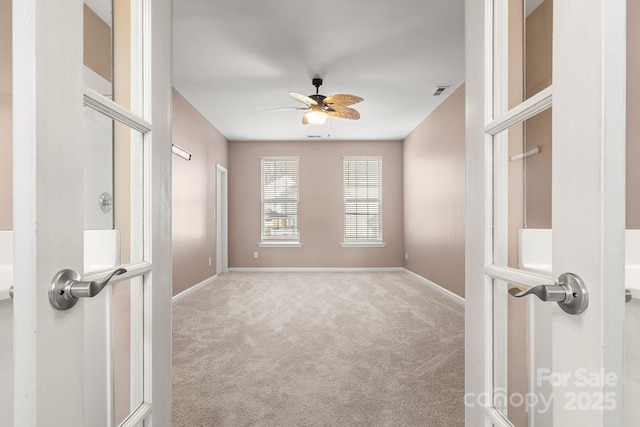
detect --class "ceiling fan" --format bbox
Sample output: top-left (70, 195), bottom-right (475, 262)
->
top-left (266, 78), bottom-right (363, 125)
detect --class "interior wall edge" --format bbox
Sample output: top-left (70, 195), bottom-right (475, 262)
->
top-left (171, 274), bottom-right (218, 303)
top-left (403, 268), bottom-right (466, 306)
top-left (402, 84), bottom-right (466, 299)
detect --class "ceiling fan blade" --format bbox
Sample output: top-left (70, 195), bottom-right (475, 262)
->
top-left (264, 107), bottom-right (308, 112)
top-left (327, 107), bottom-right (361, 120)
top-left (289, 92), bottom-right (318, 106)
top-left (323, 94), bottom-right (363, 109)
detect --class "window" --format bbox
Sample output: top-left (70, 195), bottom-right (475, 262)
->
top-left (261, 157), bottom-right (300, 243)
top-left (343, 157), bottom-right (384, 245)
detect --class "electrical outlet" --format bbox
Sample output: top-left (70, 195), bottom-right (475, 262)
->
top-left (253, 251), bottom-right (259, 259)
top-left (405, 252), bottom-right (409, 260)
top-left (209, 257), bottom-right (212, 266)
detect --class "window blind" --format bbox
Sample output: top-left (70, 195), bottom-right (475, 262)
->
top-left (343, 158), bottom-right (382, 241)
top-left (261, 158), bottom-right (299, 242)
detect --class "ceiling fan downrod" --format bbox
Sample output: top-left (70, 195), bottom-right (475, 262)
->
top-left (312, 77), bottom-right (323, 94)
top-left (310, 78), bottom-right (326, 104)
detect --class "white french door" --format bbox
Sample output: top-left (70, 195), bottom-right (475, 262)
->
top-left (12, 0), bottom-right (171, 426)
top-left (466, 0), bottom-right (627, 426)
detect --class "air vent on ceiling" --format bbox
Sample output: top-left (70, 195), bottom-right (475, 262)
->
top-left (433, 86), bottom-right (449, 96)
top-left (307, 135), bottom-right (322, 138)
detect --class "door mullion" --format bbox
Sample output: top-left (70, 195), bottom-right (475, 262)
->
top-left (485, 265), bottom-right (554, 288)
top-left (485, 87), bottom-right (553, 136)
top-left (84, 88), bottom-right (151, 133)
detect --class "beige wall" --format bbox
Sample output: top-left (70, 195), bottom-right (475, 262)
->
top-left (523, 0), bottom-right (553, 230)
top-left (83, 4), bottom-right (112, 83)
top-left (508, 0), bottom-right (525, 269)
top-left (228, 140), bottom-right (404, 268)
top-left (628, 0), bottom-right (640, 228)
top-left (172, 89), bottom-right (229, 296)
top-left (0, 0), bottom-right (11, 230)
top-left (402, 85), bottom-right (465, 298)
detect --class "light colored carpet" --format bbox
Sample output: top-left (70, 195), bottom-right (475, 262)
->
top-left (172, 271), bottom-right (465, 426)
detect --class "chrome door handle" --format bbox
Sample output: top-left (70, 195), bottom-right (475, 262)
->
top-left (508, 272), bottom-right (588, 315)
top-left (49, 268), bottom-right (126, 310)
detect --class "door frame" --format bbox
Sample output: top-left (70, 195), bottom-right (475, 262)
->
top-left (12, 0), bottom-right (172, 425)
top-left (465, 0), bottom-right (626, 425)
top-left (216, 164), bottom-right (228, 274)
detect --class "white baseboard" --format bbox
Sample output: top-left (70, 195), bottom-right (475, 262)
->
top-left (403, 269), bottom-right (465, 305)
top-left (172, 275), bottom-right (218, 303)
top-left (227, 267), bottom-right (405, 273)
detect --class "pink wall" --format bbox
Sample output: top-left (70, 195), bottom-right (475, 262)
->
top-left (0, 0), bottom-right (11, 230)
top-left (172, 89), bottom-right (229, 296)
top-left (403, 85), bottom-right (466, 298)
top-left (628, 0), bottom-right (640, 228)
top-left (228, 140), bottom-right (404, 268)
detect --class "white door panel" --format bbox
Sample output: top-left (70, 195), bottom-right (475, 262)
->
top-left (466, 0), bottom-right (627, 425)
top-left (12, 1), bottom-right (172, 426)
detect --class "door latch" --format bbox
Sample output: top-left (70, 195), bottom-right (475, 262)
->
top-left (49, 268), bottom-right (127, 310)
top-left (508, 272), bottom-right (588, 315)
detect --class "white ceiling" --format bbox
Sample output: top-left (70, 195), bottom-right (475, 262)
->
top-left (172, 0), bottom-right (465, 142)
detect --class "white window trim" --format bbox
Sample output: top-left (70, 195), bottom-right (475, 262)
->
top-left (340, 242), bottom-right (387, 248)
top-left (342, 156), bottom-right (385, 245)
top-left (260, 156), bottom-right (301, 244)
top-left (258, 242), bottom-right (304, 248)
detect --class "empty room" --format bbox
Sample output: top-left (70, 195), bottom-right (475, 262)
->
top-left (170, 0), bottom-right (466, 424)
top-left (1, 0), bottom-right (639, 426)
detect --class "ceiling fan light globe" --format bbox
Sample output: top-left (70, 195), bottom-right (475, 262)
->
top-left (305, 110), bottom-right (329, 125)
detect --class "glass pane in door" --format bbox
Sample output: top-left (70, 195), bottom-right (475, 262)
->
top-left (492, 279), bottom-right (531, 425)
top-left (0, 0), bottom-right (11, 233)
top-left (627, 0), bottom-right (640, 232)
top-left (492, 292), bottom-right (533, 419)
top-left (113, 276), bottom-right (145, 426)
top-left (84, 0), bottom-right (113, 99)
top-left (492, 108), bottom-right (553, 273)
top-left (625, 0), bottom-right (640, 422)
top-left (506, 0), bottom-right (553, 110)
top-left (492, 279), bottom-right (553, 427)
top-left (0, 1), bottom-right (11, 421)
top-left (84, 0), bottom-right (144, 115)
top-left (0, 0), bottom-right (11, 301)
top-left (83, 106), bottom-right (144, 274)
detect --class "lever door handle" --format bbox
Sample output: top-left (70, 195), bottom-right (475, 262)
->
top-left (49, 268), bottom-right (127, 310)
top-left (508, 284), bottom-right (567, 302)
top-left (508, 272), bottom-right (588, 315)
top-left (627, 288), bottom-right (633, 303)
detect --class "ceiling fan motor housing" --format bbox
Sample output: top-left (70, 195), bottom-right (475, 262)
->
top-left (310, 94), bottom-right (326, 104)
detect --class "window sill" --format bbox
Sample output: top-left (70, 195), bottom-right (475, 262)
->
top-left (341, 242), bottom-right (387, 248)
top-left (259, 242), bottom-right (303, 248)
